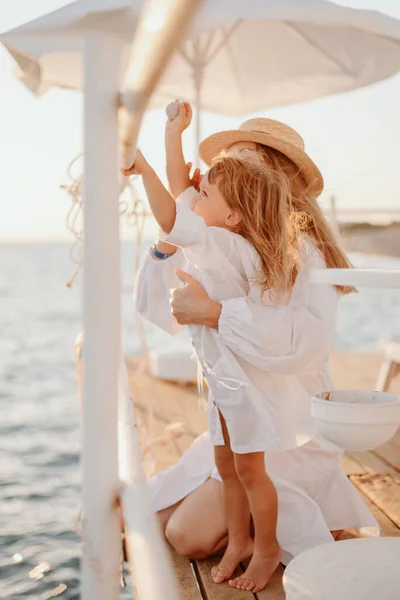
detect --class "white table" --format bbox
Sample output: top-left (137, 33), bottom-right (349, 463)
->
top-left (284, 537), bottom-right (400, 600)
top-left (310, 269), bottom-right (400, 289)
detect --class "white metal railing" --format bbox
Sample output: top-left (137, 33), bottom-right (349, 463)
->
top-left (310, 268), bottom-right (400, 289)
top-left (81, 1), bottom-right (201, 599)
top-left (118, 359), bottom-right (180, 599)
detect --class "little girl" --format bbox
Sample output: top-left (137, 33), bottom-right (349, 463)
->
top-left (129, 144), bottom-right (322, 592)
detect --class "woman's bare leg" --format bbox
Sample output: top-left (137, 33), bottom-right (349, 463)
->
top-left (211, 416), bottom-right (253, 584)
top-left (165, 478), bottom-right (228, 559)
top-left (332, 529), bottom-right (344, 540)
top-left (158, 501), bottom-right (182, 533)
top-left (229, 452), bottom-right (282, 593)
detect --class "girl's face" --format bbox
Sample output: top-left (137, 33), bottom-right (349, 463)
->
top-left (192, 171), bottom-right (240, 230)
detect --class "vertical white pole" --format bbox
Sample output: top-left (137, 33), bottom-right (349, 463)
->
top-left (194, 76), bottom-right (201, 167)
top-left (82, 36), bottom-right (122, 600)
top-left (193, 40), bottom-right (202, 168)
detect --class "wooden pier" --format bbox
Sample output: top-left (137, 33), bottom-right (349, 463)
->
top-left (126, 351), bottom-right (400, 599)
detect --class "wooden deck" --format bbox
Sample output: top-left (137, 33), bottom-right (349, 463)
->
top-left (126, 352), bottom-right (400, 599)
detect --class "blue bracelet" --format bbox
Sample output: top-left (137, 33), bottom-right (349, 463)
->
top-left (151, 244), bottom-right (177, 260)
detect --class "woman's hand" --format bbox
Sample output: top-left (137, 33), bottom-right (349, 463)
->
top-left (171, 269), bottom-right (222, 328)
top-left (122, 148), bottom-right (149, 176)
top-left (166, 101), bottom-right (192, 135)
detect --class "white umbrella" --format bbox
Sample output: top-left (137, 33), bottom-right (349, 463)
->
top-left (2, 0), bottom-right (400, 114)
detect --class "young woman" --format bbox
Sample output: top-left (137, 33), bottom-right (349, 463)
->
top-left (131, 105), bottom-right (378, 590)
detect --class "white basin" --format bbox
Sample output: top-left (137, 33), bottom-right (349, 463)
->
top-left (311, 389), bottom-right (400, 450)
top-left (284, 537), bottom-right (400, 600)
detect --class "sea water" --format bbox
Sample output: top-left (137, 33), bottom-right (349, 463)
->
top-left (1, 242), bottom-right (399, 599)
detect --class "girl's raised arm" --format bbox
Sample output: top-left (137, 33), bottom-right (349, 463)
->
top-left (133, 149), bottom-right (177, 234)
top-left (165, 102), bottom-right (193, 198)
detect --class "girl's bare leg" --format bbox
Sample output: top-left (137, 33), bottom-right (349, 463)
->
top-left (74, 337), bottom-right (341, 569)
top-left (211, 416), bottom-right (253, 584)
top-left (165, 478), bottom-right (228, 559)
top-left (229, 451), bottom-right (282, 593)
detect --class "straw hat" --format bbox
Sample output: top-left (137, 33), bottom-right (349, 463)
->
top-left (199, 118), bottom-right (324, 195)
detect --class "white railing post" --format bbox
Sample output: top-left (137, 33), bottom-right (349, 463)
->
top-left (118, 359), bottom-right (181, 600)
top-left (82, 36), bottom-right (122, 600)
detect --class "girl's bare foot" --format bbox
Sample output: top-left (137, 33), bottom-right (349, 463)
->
top-left (211, 537), bottom-right (254, 584)
top-left (229, 542), bottom-right (282, 593)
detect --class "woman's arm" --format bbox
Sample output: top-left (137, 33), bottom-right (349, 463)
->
top-left (134, 188), bottom-right (201, 333)
top-left (134, 247), bottom-right (185, 335)
top-left (171, 267), bottom-right (338, 375)
top-left (173, 269), bottom-right (223, 327)
top-left (216, 294), bottom-right (337, 374)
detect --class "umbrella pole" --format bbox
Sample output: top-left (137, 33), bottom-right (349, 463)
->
top-left (193, 49), bottom-right (202, 168)
top-left (81, 35), bottom-right (122, 600)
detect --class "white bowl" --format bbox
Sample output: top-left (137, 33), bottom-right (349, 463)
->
top-left (311, 389), bottom-right (400, 450)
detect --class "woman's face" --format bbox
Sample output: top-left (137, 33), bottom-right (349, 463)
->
top-left (226, 140), bottom-right (262, 165)
top-left (228, 141), bottom-right (258, 153)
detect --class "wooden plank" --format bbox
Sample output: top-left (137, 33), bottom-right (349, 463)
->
top-left (347, 450), bottom-right (398, 476)
top-left (127, 358), bottom-right (208, 438)
top-left (238, 557), bottom-right (285, 600)
top-left (374, 429), bottom-right (400, 473)
top-left (193, 557), bottom-right (254, 600)
top-left (176, 432), bottom-right (199, 456)
top-left (255, 564), bottom-right (285, 600)
top-left (351, 473), bottom-right (400, 529)
top-left (341, 453), bottom-right (366, 475)
top-left (349, 479), bottom-right (400, 536)
top-left (169, 548), bottom-right (201, 600)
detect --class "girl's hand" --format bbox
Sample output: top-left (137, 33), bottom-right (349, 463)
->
top-left (122, 148), bottom-right (149, 176)
top-left (166, 102), bottom-right (192, 135)
top-left (186, 162), bottom-right (202, 192)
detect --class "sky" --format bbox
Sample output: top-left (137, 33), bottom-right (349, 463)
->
top-left (0, 0), bottom-right (399, 241)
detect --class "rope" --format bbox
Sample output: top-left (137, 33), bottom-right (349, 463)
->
top-left (61, 154), bottom-right (147, 292)
top-left (64, 155), bottom-right (187, 479)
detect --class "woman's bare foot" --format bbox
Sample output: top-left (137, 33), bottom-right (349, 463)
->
top-left (211, 537), bottom-right (254, 584)
top-left (229, 542), bottom-right (282, 593)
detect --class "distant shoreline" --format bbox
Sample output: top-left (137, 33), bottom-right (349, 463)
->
top-left (1, 221), bottom-right (399, 258)
top-left (339, 221), bottom-right (400, 258)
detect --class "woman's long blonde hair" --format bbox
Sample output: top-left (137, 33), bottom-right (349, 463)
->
top-left (208, 146), bottom-right (355, 296)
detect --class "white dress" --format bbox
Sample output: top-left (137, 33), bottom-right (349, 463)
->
top-left (135, 187), bottom-right (379, 563)
top-left (145, 188), bottom-right (319, 453)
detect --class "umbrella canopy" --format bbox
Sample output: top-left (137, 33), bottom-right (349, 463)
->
top-left (2, 0), bottom-right (400, 114)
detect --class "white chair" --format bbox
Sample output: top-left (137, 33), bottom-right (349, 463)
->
top-left (376, 340), bottom-right (400, 392)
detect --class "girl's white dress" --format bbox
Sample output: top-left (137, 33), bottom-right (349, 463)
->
top-left (135, 187), bottom-right (379, 562)
top-left (146, 188), bottom-right (321, 453)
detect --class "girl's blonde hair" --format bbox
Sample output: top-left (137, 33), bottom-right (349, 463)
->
top-left (208, 147), bottom-right (355, 296)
